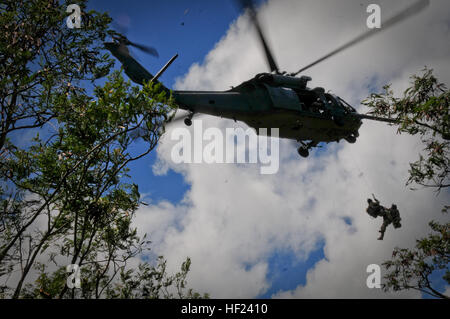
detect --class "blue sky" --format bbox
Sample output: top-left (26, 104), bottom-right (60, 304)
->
top-left (82, 0), bottom-right (449, 298)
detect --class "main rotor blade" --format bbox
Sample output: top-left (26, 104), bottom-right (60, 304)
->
top-left (238, 0), bottom-right (279, 74)
top-left (291, 0), bottom-right (430, 76)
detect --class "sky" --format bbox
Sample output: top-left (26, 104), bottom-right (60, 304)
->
top-left (86, 0), bottom-right (450, 298)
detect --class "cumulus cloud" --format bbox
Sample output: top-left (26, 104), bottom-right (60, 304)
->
top-left (444, 286), bottom-right (450, 297)
top-left (134, 0), bottom-right (450, 298)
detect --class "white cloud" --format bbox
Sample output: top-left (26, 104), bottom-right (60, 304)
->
top-left (135, 0), bottom-right (450, 298)
top-left (444, 286), bottom-right (450, 298)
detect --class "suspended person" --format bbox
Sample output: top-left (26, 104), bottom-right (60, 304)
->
top-left (366, 195), bottom-right (402, 240)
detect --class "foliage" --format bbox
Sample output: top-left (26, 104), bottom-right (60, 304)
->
top-left (0, 0), bottom-right (203, 299)
top-left (21, 256), bottom-right (209, 299)
top-left (0, 0), bottom-right (113, 150)
top-left (104, 257), bottom-right (209, 299)
top-left (363, 68), bottom-right (449, 191)
top-left (382, 218), bottom-right (449, 299)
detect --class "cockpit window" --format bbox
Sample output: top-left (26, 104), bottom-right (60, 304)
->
top-left (336, 96), bottom-right (357, 113)
top-left (325, 93), bottom-right (355, 113)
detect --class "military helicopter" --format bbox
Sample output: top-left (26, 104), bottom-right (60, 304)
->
top-left (104, 0), bottom-right (429, 158)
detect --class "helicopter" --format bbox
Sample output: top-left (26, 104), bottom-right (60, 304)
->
top-left (104, 0), bottom-right (429, 158)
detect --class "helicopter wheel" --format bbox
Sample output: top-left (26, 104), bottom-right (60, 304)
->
top-left (297, 147), bottom-right (309, 158)
top-left (184, 118), bottom-right (192, 126)
top-left (345, 134), bottom-right (357, 144)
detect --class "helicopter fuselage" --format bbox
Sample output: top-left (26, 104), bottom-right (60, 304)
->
top-left (105, 41), bottom-right (362, 144)
top-left (173, 74), bottom-right (362, 143)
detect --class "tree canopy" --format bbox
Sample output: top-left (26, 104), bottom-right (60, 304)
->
top-left (0, 0), bottom-right (205, 299)
top-left (363, 68), bottom-right (449, 192)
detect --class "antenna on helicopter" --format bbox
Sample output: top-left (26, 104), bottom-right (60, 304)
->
top-left (152, 54), bottom-right (179, 82)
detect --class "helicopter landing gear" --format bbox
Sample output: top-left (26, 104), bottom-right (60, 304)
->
top-left (184, 112), bottom-right (194, 126)
top-left (298, 146), bottom-right (309, 158)
top-left (297, 141), bottom-right (317, 158)
top-left (184, 118), bottom-right (192, 126)
top-left (344, 133), bottom-right (358, 144)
